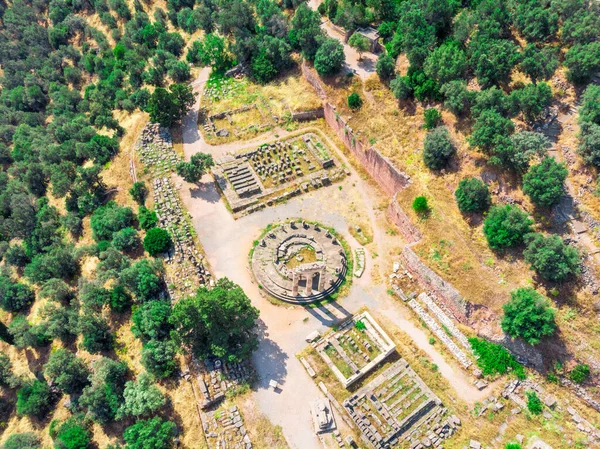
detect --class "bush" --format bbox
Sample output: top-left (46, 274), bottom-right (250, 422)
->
top-left (423, 127), bottom-right (455, 170)
top-left (314, 38), bottom-right (345, 76)
top-left (16, 379), bottom-right (54, 418)
top-left (176, 152), bottom-right (214, 183)
top-left (469, 337), bottom-right (525, 379)
top-left (138, 206), bottom-right (158, 230)
top-left (347, 93), bottom-right (362, 110)
top-left (412, 196), bottom-right (429, 214)
top-left (423, 108), bottom-right (441, 130)
top-left (118, 372), bottom-right (166, 418)
top-left (523, 157), bottom-right (567, 208)
top-left (569, 363), bottom-right (590, 384)
top-left (523, 233), bottom-right (580, 282)
top-left (123, 417), bottom-right (176, 449)
top-left (526, 391), bottom-right (543, 415)
top-left (129, 181), bottom-right (148, 205)
top-left (376, 54), bottom-right (395, 80)
top-left (143, 228), bottom-right (172, 256)
top-left (501, 288), bottom-right (556, 345)
top-left (390, 75), bottom-right (412, 100)
top-left (110, 284), bottom-right (132, 313)
top-left (505, 444), bottom-right (522, 449)
top-left (132, 300), bottom-right (172, 341)
top-left (455, 178), bottom-right (490, 213)
top-left (483, 205), bottom-right (533, 249)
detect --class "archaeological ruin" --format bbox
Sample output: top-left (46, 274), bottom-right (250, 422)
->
top-left (250, 220), bottom-right (348, 303)
top-left (314, 312), bottom-right (396, 388)
top-left (213, 133), bottom-right (346, 216)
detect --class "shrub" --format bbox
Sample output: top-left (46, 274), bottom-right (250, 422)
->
top-left (526, 391), bottom-right (543, 415)
top-left (132, 300), bottom-right (172, 341)
top-left (129, 181), bottom-right (148, 205)
top-left (390, 75), bottom-right (412, 100)
top-left (347, 93), bottom-right (362, 110)
top-left (455, 178), bottom-right (490, 213)
top-left (16, 379), bottom-right (54, 418)
top-left (139, 206), bottom-right (158, 230)
top-left (483, 205), bottom-right (533, 249)
top-left (376, 54), bottom-right (395, 80)
top-left (501, 288), bottom-right (556, 345)
top-left (118, 372), bottom-right (166, 418)
top-left (90, 201), bottom-right (135, 241)
top-left (522, 157), bottom-right (568, 208)
top-left (123, 417), bottom-right (176, 449)
top-left (412, 196), bottom-right (429, 214)
top-left (469, 337), bottom-right (525, 379)
top-left (423, 108), bottom-right (442, 130)
top-left (143, 228), bottom-right (172, 256)
top-left (569, 363), bottom-right (590, 384)
top-left (523, 233), bottom-right (580, 282)
top-left (505, 445), bottom-right (522, 449)
top-left (423, 127), bottom-right (455, 170)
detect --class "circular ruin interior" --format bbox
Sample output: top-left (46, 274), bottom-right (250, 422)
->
top-left (251, 220), bottom-right (348, 303)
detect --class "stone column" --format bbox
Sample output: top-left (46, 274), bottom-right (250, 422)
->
top-left (305, 274), bottom-right (312, 295)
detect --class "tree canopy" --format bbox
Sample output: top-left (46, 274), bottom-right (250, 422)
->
top-left (501, 287), bottom-right (557, 345)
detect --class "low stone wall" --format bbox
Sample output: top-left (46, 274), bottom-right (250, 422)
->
top-left (401, 247), bottom-right (470, 323)
top-left (387, 193), bottom-right (421, 243)
top-left (301, 61), bottom-right (327, 100)
top-left (291, 108), bottom-right (324, 121)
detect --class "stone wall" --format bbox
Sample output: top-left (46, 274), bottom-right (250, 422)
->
top-left (301, 62), bottom-right (327, 100)
top-left (387, 193), bottom-right (421, 243)
top-left (401, 246), bottom-right (470, 323)
top-left (291, 108), bottom-right (324, 121)
top-left (323, 102), bottom-right (411, 196)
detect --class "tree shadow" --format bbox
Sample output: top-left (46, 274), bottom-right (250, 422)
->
top-left (251, 319), bottom-right (289, 388)
top-left (188, 179), bottom-right (221, 204)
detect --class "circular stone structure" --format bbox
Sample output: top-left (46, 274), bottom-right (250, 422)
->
top-left (251, 220), bottom-right (348, 303)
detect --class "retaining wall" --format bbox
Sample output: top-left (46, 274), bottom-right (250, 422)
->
top-left (387, 193), bottom-right (421, 243)
top-left (291, 108), bottom-right (324, 121)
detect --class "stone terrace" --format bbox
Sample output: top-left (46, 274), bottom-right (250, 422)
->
top-left (314, 312), bottom-right (396, 388)
top-left (343, 359), bottom-right (461, 449)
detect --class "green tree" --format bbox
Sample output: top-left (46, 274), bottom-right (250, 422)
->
top-left (143, 228), bottom-right (172, 256)
top-left (423, 126), bottom-right (455, 170)
top-left (412, 196), bottom-right (429, 214)
top-left (291, 3), bottom-right (323, 60)
top-left (79, 357), bottom-right (128, 424)
top-left (501, 288), bottom-right (556, 345)
top-left (91, 201), bottom-right (135, 242)
top-left (348, 32), bottom-right (369, 60)
top-left (469, 109), bottom-right (514, 154)
top-left (579, 122), bottom-right (600, 167)
top-left (522, 157), bottom-right (567, 208)
top-left (118, 372), bottom-right (166, 418)
top-left (123, 417), bottom-right (176, 449)
top-left (455, 178), bottom-right (490, 213)
top-left (44, 349), bottom-right (90, 395)
top-left (506, 132), bottom-right (550, 173)
top-left (16, 379), bottom-right (54, 418)
top-left (423, 42), bottom-right (468, 84)
top-left (138, 206), bottom-right (158, 230)
top-left (2, 433), bottom-right (41, 449)
top-left (423, 108), bottom-right (441, 130)
top-left (314, 38), bottom-right (345, 77)
top-left (564, 42), bottom-right (600, 84)
top-left (469, 34), bottom-right (520, 87)
top-left (440, 81), bottom-right (474, 117)
top-left (187, 34), bottom-right (232, 73)
top-left (0, 354), bottom-right (19, 388)
top-left (0, 276), bottom-right (35, 312)
top-left (579, 85), bottom-right (600, 126)
top-left (347, 93), bottom-right (362, 110)
top-left (53, 415), bottom-right (91, 449)
top-left (376, 54), bottom-right (395, 80)
top-left (170, 277), bottom-right (259, 362)
top-left (132, 300), bottom-right (172, 341)
top-left (519, 44), bottom-right (559, 84)
top-left (120, 259), bottom-right (164, 301)
top-left (511, 82), bottom-right (553, 123)
top-left (569, 364), bottom-right (590, 384)
top-left (524, 233), bottom-right (580, 282)
top-left (142, 339), bottom-right (178, 378)
top-left (176, 152), bottom-right (214, 183)
top-left (483, 204), bottom-right (533, 249)
top-left (112, 227), bottom-right (140, 252)
top-left (129, 181), bottom-right (148, 205)
top-left (79, 312), bottom-right (113, 353)
top-left (526, 391), bottom-right (543, 415)
top-left (390, 75), bottom-right (412, 100)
